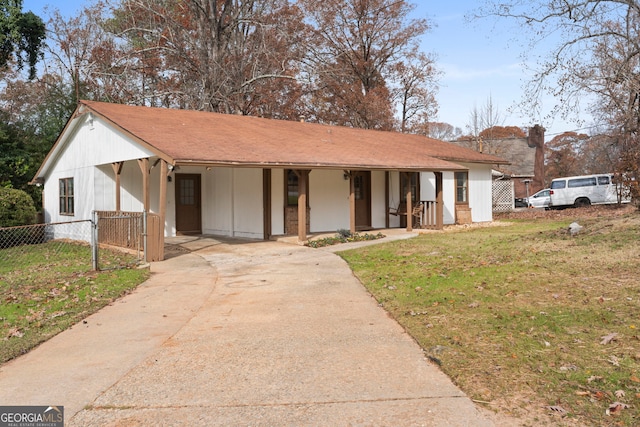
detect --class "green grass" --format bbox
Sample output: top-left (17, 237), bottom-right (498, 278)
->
top-left (340, 213), bottom-right (640, 426)
top-left (0, 241), bottom-right (149, 363)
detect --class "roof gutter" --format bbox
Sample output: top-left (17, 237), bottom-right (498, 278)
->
top-left (173, 159), bottom-right (469, 172)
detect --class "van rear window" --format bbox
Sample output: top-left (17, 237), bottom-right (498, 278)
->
top-left (550, 180), bottom-right (566, 189)
top-left (597, 176), bottom-right (610, 185)
top-left (568, 177), bottom-right (597, 187)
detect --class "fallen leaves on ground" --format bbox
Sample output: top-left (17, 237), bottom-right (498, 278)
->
top-left (600, 332), bottom-right (618, 345)
top-left (606, 402), bottom-right (629, 416)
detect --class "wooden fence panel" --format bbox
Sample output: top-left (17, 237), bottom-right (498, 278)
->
top-left (96, 211), bottom-right (141, 250)
top-left (95, 211), bottom-right (164, 262)
top-left (146, 213), bottom-right (163, 262)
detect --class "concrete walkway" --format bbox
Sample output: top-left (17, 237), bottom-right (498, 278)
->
top-left (0, 233), bottom-right (496, 426)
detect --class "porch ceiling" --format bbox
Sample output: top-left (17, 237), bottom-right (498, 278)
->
top-left (79, 100), bottom-right (507, 172)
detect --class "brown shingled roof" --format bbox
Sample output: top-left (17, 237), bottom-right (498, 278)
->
top-left (79, 100), bottom-right (507, 171)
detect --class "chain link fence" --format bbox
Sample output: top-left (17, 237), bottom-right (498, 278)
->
top-left (0, 220), bottom-right (93, 269)
top-left (0, 213), bottom-right (151, 271)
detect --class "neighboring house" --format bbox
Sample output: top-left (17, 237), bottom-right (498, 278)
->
top-left (32, 101), bottom-right (506, 260)
top-left (485, 125), bottom-right (546, 199)
top-left (452, 126), bottom-right (545, 211)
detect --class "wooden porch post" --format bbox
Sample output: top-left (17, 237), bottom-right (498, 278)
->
top-left (435, 172), bottom-right (444, 230)
top-left (405, 172), bottom-right (413, 232)
top-left (296, 170), bottom-right (309, 242)
top-left (137, 158), bottom-right (150, 212)
top-left (111, 162), bottom-right (123, 212)
top-left (158, 160), bottom-right (168, 261)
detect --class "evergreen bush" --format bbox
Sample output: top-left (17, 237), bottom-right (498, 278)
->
top-left (0, 187), bottom-right (37, 227)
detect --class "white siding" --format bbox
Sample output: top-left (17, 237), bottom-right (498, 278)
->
top-left (198, 167), bottom-right (263, 239)
top-left (47, 115), bottom-right (155, 175)
top-left (233, 168), bottom-right (263, 238)
top-left (42, 166), bottom-right (94, 242)
top-left (442, 172), bottom-right (456, 225)
top-left (371, 171), bottom-right (387, 229)
top-left (463, 163), bottom-right (494, 222)
top-left (94, 162), bottom-right (145, 213)
top-left (309, 170), bottom-right (350, 233)
top-left (202, 167), bottom-right (231, 237)
top-left (270, 169), bottom-right (285, 236)
top-left (42, 115), bottom-right (156, 240)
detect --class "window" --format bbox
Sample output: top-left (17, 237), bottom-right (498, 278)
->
top-left (59, 178), bottom-right (74, 215)
top-left (455, 172), bottom-right (468, 204)
top-left (400, 172), bottom-right (419, 202)
top-left (354, 175), bottom-right (366, 200)
top-left (287, 170), bottom-right (299, 206)
top-left (568, 177), bottom-right (596, 188)
top-left (597, 175), bottom-right (610, 185)
top-left (179, 178), bottom-right (195, 205)
top-left (550, 180), bottom-right (566, 189)
top-left (286, 170), bottom-right (310, 206)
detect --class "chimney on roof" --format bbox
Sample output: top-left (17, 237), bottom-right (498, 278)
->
top-left (299, 115), bottom-right (305, 123)
top-left (529, 124), bottom-right (546, 193)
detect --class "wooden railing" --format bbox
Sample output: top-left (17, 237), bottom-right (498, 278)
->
top-left (388, 201), bottom-right (442, 230)
top-left (95, 211), bottom-right (164, 262)
top-left (421, 201), bottom-right (440, 229)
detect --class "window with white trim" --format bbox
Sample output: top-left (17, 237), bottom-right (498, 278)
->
top-left (455, 172), bottom-right (468, 204)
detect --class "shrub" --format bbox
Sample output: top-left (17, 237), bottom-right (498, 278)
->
top-left (0, 187), bottom-right (37, 227)
top-left (306, 231), bottom-right (385, 248)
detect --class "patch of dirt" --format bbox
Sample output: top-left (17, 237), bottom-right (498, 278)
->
top-left (494, 203), bottom-right (637, 221)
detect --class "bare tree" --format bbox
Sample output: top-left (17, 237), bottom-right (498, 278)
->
top-left (424, 122), bottom-right (462, 141)
top-left (466, 94), bottom-right (504, 150)
top-left (474, 1), bottom-right (640, 201)
top-left (390, 51), bottom-right (440, 134)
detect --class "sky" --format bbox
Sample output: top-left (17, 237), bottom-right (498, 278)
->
top-left (22, 0), bottom-right (585, 139)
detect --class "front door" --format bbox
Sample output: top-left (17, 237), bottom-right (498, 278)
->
top-left (175, 174), bottom-right (202, 234)
top-left (354, 171), bottom-right (371, 230)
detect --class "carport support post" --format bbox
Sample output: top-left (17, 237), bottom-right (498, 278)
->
top-left (405, 172), bottom-right (413, 232)
top-left (295, 170), bottom-right (310, 242)
top-left (137, 158), bottom-right (150, 212)
top-left (111, 162), bottom-right (123, 212)
top-left (158, 159), bottom-right (168, 261)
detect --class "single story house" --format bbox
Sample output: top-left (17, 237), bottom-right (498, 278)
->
top-left (32, 100), bottom-right (506, 260)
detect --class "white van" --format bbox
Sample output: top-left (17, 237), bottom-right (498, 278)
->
top-left (548, 174), bottom-right (630, 209)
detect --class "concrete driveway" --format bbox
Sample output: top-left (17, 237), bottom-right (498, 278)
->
top-left (0, 233), bottom-right (497, 426)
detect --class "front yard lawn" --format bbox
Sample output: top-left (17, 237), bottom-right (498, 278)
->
top-left (340, 207), bottom-right (640, 426)
top-left (0, 242), bottom-right (149, 363)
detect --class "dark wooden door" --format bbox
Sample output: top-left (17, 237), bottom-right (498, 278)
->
top-left (354, 171), bottom-right (371, 230)
top-left (175, 174), bottom-right (202, 234)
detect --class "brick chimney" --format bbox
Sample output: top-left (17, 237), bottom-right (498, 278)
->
top-left (528, 124), bottom-right (545, 192)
